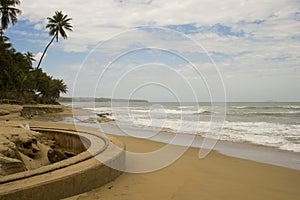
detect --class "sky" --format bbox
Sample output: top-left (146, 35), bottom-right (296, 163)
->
top-left (4, 0), bottom-right (300, 102)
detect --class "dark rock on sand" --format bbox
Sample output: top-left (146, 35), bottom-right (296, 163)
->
top-left (47, 148), bottom-right (68, 163)
top-left (97, 112), bottom-right (115, 123)
top-left (47, 148), bottom-right (76, 163)
top-left (96, 112), bottom-right (111, 117)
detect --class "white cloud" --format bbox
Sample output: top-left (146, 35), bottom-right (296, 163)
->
top-left (34, 52), bottom-right (45, 62)
top-left (15, 0), bottom-right (300, 101)
top-left (19, 0), bottom-right (299, 51)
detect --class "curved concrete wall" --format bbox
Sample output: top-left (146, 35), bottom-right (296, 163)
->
top-left (38, 129), bottom-right (91, 155)
top-left (0, 123), bottom-right (125, 200)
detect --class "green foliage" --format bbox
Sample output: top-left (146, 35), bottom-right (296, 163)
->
top-left (0, 3), bottom-right (69, 104)
top-left (0, 35), bottom-right (67, 104)
top-left (46, 11), bottom-right (73, 42)
top-left (0, 0), bottom-right (21, 32)
top-left (36, 11), bottom-right (72, 70)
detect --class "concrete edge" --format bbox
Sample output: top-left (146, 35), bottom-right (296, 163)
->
top-left (0, 123), bottom-right (126, 200)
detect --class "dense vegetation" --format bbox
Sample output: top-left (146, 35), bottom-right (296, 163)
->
top-left (0, 35), bottom-right (67, 104)
top-left (0, 0), bottom-right (69, 104)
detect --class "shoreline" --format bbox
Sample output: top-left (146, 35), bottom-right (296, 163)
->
top-left (1, 104), bottom-right (300, 199)
top-left (66, 133), bottom-right (300, 200)
top-left (64, 117), bottom-right (300, 170)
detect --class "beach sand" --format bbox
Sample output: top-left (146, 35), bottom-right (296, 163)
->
top-left (66, 135), bottom-right (300, 200)
top-left (1, 104), bottom-right (299, 199)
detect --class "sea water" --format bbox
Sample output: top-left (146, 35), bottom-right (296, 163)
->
top-left (65, 101), bottom-right (300, 153)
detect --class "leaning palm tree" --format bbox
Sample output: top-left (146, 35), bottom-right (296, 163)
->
top-left (36, 11), bottom-right (73, 70)
top-left (0, 0), bottom-right (21, 32)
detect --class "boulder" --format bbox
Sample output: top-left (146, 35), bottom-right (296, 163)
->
top-left (0, 155), bottom-right (26, 176)
top-left (0, 135), bottom-right (27, 176)
top-left (47, 148), bottom-right (68, 163)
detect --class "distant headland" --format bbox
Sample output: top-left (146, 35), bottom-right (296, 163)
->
top-left (59, 97), bottom-right (149, 103)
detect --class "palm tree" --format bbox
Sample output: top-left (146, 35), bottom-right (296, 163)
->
top-left (24, 51), bottom-right (35, 65)
top-left (0, 33), bottom-right (11, 50)
top-left (0, 0), bottom-right (21, 32)
top-left (36, 11), bottom-right (73, 70)
top-left (49, 79), bottom-right (67, 102)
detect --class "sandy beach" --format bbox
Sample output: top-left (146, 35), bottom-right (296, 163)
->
top-left (1, 104), bottom-right (300, 200)
top-left (66, 135), bottom-right (300, 200)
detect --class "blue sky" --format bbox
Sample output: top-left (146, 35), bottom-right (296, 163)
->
top-left (4, 0), bottom-right (300, 102)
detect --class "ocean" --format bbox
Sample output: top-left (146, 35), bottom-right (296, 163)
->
top-left (63, 101), bottom-right (300, 153)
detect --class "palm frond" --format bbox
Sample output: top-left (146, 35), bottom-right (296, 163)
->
top-left (45, 10), bottom-right (73, 42)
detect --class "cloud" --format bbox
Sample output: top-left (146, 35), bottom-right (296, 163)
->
top-left (18, 0), bottom-right (298, 51)
top-left (34, 52), bottom-right (45, 62)
top-left (12, 0), bottom-right (300, 101)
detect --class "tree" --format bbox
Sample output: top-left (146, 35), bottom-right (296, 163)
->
top-left (35, 70), bottom-right (67, 104)
top-left (0, 0), bottom-right (21, 32)
top-left (0, 36), bottom-right (67, 104)
top-left (36, 11), bottom-right (72, 70)
top-left (0, 7), bottom-right (69, 104)
top-left (49, 79), bottom-right (67, 102)
top-left (0, 33), bottom-right (11, 50)
top-left (24, 51), bottom-right (35, 65)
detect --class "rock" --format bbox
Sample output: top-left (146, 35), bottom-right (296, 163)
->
top-left (0, 110), bottom-right (9, 116)
top-left (0, 135), bottom-right (22, 160)
top-left (20, 110), bottom-right (33, 119)
top-left (96, 112), bottom-right (111, 117)
top-left (97, 113), bottom-right (115, 123)
top-left (47, 148), bottom-right (77, 163)
top-left (0, 155), bottom-right (26, 176)
top-left (9, 133), bottom-right (41, 159)
top-left (0, 156), bottom-right (23, 164)
top-left (0, 128), bottom-right (44, 175)
top-left (0, 126), bottom-right (80, 176)
top-left (47, 148), bottom-right (68, 163)
top-left (97, 117), bottom-right (115, 123)
top-left (19, 142), bottom-right (51, 170)
top-left (64, 151), bottom-right (76, 158)
top-left (20, 105), bottom-right (63, 119)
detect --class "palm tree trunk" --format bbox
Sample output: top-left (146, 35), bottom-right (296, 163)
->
top-left (34, 34), bottom-right (56, 93)
top-left (36, 34), bottom-right (56, 70)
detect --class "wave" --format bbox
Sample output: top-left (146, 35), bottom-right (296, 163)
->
top-left (124, 108), bottom-right (209, 115)
top-left (244, 111), bottom-right (300, 117)
top-left (282, 106), bottom-right (300, 109)
top-left (76, 104), bottom-right (300, 152)
top-left (226, 110), bottom-right (300, 117)
top-left (129, 119), bottom-right (300, 152)
top-left (232, 105), bottom-right (300, 110)
top-left (178, 106), bottom-right (194, 109)
top-left (193, 110), bottom-right (213, 115)
top-left (137, 108), bottom-right (185, 114)
top-left (280, 144), bottom-right (300, 152)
